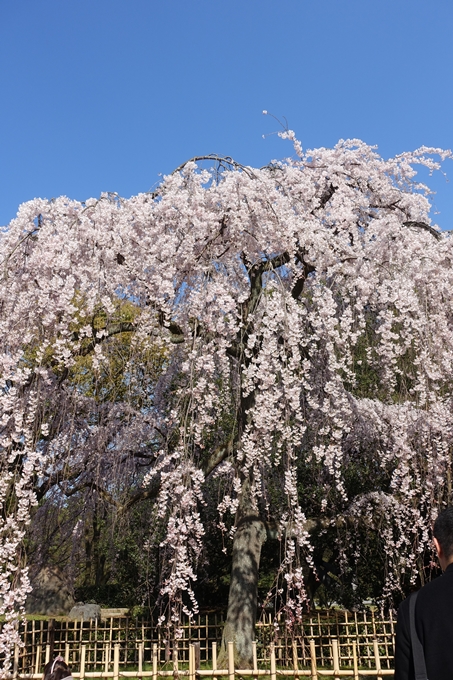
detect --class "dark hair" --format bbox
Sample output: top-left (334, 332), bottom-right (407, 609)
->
top-left (433, 507), bottom-right (453, 559)
top-left (43, 657), bottom-right (71, 680)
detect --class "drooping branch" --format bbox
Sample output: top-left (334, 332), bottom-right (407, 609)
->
top-left (156, 311), bottom-right (185, 343)
top-left (118, 476), bottom-right (162, 514)
top-left (402, 220), bottom-right (441, 241)
top-left (240, 251), bottom-right (291, 325)
top-left (169, 154), bottom-right (257, 180)
top-left (292, 255), bottom-right (316, 300)
top-left (317, 182), bottom-right (337, 210)
top-left (204, 439), bottom-right (234, 477)
top-left (75, 322), bottom-right (137, 356)
top-left (63, 479), bottom-right (121, 509)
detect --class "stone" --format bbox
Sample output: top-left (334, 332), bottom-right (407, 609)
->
top-left (26, 567), bottom-right (75, 616)
top-left (68, 603), bottom-right (101, 621)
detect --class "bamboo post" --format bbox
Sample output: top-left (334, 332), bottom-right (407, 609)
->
top-left (32, 620), bottom-right (36, 663)
top-left (270, 643), bottom-right (276, 680)
top-left (364, 612), bottom-right (371, 668)
top-left (104, 644), bottom-right (110, 675)
top-left (389, 609), bottom-right (395, 641)
top-left (193, 642), bottom-right (200, 670)
top-left (13, 645), bottom-right (19, 680)
top-left (252, 640), bottom-right (258, 675)
top-left (142, 619), bottom-right (145, 662)
top-left (152, 643), bottom-right (158, 680)
top-left (35, 645), bottom-right (42, 676)
top-left (352, 641), bottom-right (359, 680)
top-left (113, 645), bottom-right (119, 680)
top-left (373, 639), bottom-right (382, 679)
top-left (65, 643), bottom-right (70, 665)
top-left (189, 644), bottom-right (195, 680)
top-left (49, 619), bottom-right (55, 659)
top-left (94, 617), bottom-right (98, 671)
top-left (173, 643), bottom-right (178, 673)
top-left (139, 642), bottom-right (144, 679)
top-left (292, 640), bottom-right (299, 678)
top-left (212, 642), bottom-right (217, 672)
top-left (332, 639), bottom-right (340, 678)
top-left (228, 641), bottom-right (235, 680)
top-left (383, 614), bottom-right (391, 668)
top-left (80, 645), bottom-right (86, 680)
top-left (344, 610), bottom-right (350, 666)
top-left (309, 639), bottom-right (317, 680)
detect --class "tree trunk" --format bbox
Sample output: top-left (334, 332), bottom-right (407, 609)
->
top-left (218, 482), bottom-right (267, 668)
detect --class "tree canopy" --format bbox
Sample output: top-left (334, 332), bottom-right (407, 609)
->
top-left (1, 134), bottom-right (453, 668)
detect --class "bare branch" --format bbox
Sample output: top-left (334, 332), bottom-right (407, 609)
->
top-left (241, 251), bottom-right (291, 324)
top-left (203, 439), bottom-right (234, 477)
top-left (291, 256), bottom-right (315, 299)
top-left (403, 220), bottom-right (441, 241)
top-left (76, 322), bottom-right (137, 356)
top-left (119, 477), bottom-right (161, 514)
top-left (317, 182), bottom-right (336, 210)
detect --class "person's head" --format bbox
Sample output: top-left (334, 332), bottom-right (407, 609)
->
top-left (43, 657), bottom-right (71, 680)
top-left (433, 507), bottom-right (453, 571)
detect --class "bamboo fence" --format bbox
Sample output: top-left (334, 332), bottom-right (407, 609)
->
top-left (8, 640), bottom-right (393, 680)
top-left (4, 611), bottom-right (396, 678)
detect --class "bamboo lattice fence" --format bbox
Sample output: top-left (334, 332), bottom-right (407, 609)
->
top-left (4, 611), bottom-right (396, 678)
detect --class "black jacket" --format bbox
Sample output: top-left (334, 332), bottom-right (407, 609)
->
top-left (395, 563), bottom-right (453, 679)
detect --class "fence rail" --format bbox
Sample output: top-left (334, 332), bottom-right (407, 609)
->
top-left (9, 640), bottom-right (394, 680)
top-left (4, 611), bottom-right (396, 677)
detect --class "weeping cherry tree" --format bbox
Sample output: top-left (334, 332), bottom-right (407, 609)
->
top-left (1, 133), bottom-right (453, 669)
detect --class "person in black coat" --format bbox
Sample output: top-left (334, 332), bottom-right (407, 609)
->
top-left (43, 657), bottom-right (72, 680)
top-left (395, 507), bottom-right (453, 679)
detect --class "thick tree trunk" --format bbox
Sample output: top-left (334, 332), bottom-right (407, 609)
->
top-left (218, 483), bottom-right (267, 668)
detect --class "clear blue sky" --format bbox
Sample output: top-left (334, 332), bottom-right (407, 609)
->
top-left (1, 0), bottom-right (452, 228)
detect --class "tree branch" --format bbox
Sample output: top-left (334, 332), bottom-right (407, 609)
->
top-left (119, 477), bottom-right (162, 514)
top-left (75, 322), bottom-right (137, 357)
top-left (157, 311), bottom-right (185, 343)
top-left (317, 183), bottom-right (336, 210)
top-left (61, 479), bottom-right (121, 509)
top-left (402, 221), bottom-right (441, 241)
top-left (291, 256), bottom-right (315, 299)
top-left (241, 251), bottom-right (291, 324)
top-left (203, 439), bottom-right (234, 477)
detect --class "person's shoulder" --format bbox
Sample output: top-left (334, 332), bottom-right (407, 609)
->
top-left (396, 590), bottom-right (414, 627)
top-left (423, 566), bottom-right (453, 590)
top-left (397, 568), bottom-right (453, 617)
top-left (398, 592), bottom-right (411, 614)
top-left (397, 577), bottom-right (441, 613)
top-left (416, 566), bottom-right (453, 604)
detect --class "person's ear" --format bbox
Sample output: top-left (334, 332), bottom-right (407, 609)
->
top-left (434, 537), bottom-right (443, 558)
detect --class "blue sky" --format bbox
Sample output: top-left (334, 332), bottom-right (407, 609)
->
top-left (1, 0), bottom-right (452, 228)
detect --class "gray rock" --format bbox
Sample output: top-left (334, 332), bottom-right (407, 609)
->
top-left (68, 603), bottom-right (101, 621)
top-left (26, 567), bottom-right (75, 616)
